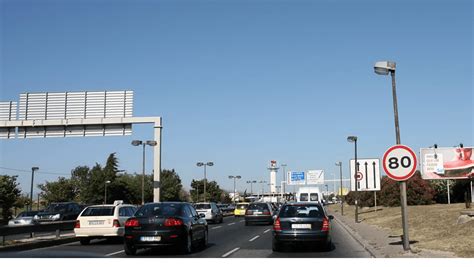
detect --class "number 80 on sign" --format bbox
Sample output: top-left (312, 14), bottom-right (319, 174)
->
top-left (382, 145), bottom-right (417, 181)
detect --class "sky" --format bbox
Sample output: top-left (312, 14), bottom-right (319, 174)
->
top-left (0, 0), bottom-right (472, 198)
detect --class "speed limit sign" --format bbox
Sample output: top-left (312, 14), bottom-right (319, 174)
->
top-left (383, 145), bottom-right (417, 181)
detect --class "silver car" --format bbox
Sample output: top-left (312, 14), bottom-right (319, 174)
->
top-left (8, 211), bottom-right (39, 226)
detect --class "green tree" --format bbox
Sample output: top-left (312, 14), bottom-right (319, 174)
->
top-left (190, 179), bottom-right (226, 202)
top-left (160, 169), bottom-right (183, 201)
top-left (38, 177), bottom-right (78, 203)
top-left (0, 175), bottom-right (22, 221)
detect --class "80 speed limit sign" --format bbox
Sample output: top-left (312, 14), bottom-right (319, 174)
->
top-left (382, 145), bottom-right (417, 181)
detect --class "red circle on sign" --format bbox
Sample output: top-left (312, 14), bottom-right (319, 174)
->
top-left (355, 171), bottom-right (364, 181)
top-left (382, 145), bottom-right (417, 181)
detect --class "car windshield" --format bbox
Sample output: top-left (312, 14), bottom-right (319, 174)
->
top-left (300, 193), bottom-right (308, 201)
top-left (236, 204), bottom-right (248, 209)
top-left (17, 211), bottom-right (37, 218)
top-left (45, 204), bottom-right (68, 212)
top-left (194, 204), bottom-right (211, 210)
top-left (310, 193), bottom-right (318, 201)
top-left (279, 205), bottom-right (323, 218)
top-left (248, 203), bottom-right (269, 210)
top-left (81, 207), bottom-right (115, 216)
top-left (136, 203), bottom-right (181, 217)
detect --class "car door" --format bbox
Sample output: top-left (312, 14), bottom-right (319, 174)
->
top-left (188, 205), bottom-right (205, 241)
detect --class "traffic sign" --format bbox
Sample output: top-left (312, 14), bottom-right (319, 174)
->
top-left (350, 159), bottom-right (381, 191)
top-left (287, 171), bottom-right (305, 185)
top-left (383, 145), bottom-right (417, 181)
top-left (306, 170), bottom-right (324, 185)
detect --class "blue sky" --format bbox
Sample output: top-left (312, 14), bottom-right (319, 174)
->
top-left (0, 0), bottom-right (472, 197)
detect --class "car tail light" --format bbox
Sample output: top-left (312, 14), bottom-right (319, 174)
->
top-left (273, 217), bottom-right (281, 231)
top-left (263, 210), bottom-right (271, 215)
top-left (321, 217), bottom-right (330, 232)
top-left (246, 210), bottom-right (253, 215)
top-left (113, 219), bottom-right (120, 227)
top-left (164, 218), bottom-right (183, 227)
top-left (74, 220), bottom-right (80, 228)
top-left (125, 218), bottom-right (140, 227)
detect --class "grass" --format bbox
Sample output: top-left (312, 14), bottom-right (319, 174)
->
top-left (328, 203), bottom-right (474, 257)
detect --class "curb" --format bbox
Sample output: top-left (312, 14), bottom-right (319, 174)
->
top-left (333, 215), bottom-right (379, 258)
top-left (0, 236), bottom-right (79, 252)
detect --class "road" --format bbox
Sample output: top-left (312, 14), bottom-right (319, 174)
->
top-left (0, 216), bottom-right (372, 258)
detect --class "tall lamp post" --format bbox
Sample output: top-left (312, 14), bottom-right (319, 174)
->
top-left (132, 140), bottom-right (158, 205)
top-left (374, 60), bottom-right (410, 251)
top-left (229, 175), bottom-right (241, 204)
top-left (259, 180), bottom-right (267, 197)
top-left (281, 163), bottom-right (287, 193)
top-left (347, 135), bottom-right (358, 223)
top-left (30, 167), bottom-right (39, 211)
top-left (197, 162), bottom-right (214, 202)
top-left (104, 180), bottom-right (111, 204)
top-left (247, 180), bottom-right (256, 195)
top-left (335, 161), bottom-right (343, 215)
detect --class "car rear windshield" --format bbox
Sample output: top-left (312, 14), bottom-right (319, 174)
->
top-left (136, 203), bottom-right (181, 217)
top-left (236, 204), bottom-right (248, 209)
top-left (81, 207), bottom-right (115, 217)
top-left (279, 205), bottom-right (323, 218)
top-left (300, 193), bottom-right (308, 201)
top-left (310, 193), bottom-right (318, 201)
top-left (248, 203), bottom-right (269, 210)
top-left (194, 204), bottom-right (211, 210)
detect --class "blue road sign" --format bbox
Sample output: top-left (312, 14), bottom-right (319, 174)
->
top-left (290, 171), bottom-right (305, 185)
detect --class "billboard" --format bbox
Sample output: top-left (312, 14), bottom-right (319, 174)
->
top-left (306, 170), bottom-right (324, 185)
top-left (420, 147), bottom-right (474, 179)
top-left (287, 171), bottom-right (305, 185)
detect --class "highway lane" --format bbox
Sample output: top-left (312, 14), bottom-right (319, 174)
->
top-left (1, 215), bottom-right (372, 258)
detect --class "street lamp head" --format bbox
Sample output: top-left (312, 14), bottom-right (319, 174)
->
top-left (374, 61), bottom-right (396, 75)
top-left (146, 140), bottom-right (157, 146)
top-left (196, 162), bottom-right (204, 167)
top-left (32, 167), bottom-right (39, 171)
top-left (131, 140), bottom-right (143, 146)
top-left (236, 176), bottom-right (241, 179)
top-left (347, 136), bottom-right (357, 143)
top-left (206, 162), bottom-right (214, 166)
top-left (105, 180), bottom-right (111, 184)
top-left (335, 162), bottom-right (342, 166)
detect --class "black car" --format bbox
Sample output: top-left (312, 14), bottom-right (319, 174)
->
top-left (272, 202), bottom-right (333, 252)
top-left (244, 202), bottom-right (274, 226)
top-left (124, 202), bottom-right (208, 255)
top-left (34, 202), bottom-right (82, 222)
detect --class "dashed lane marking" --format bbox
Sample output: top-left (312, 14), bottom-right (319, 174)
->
top-left (222, 247), bottom-right (240, 258)
top-left (249, 235), bottom-right (260, 242)
top-left (105, 250), bottom-right (124, 257)
top-left (227, 222), bottom-right (235, 226)
top-left (263, 229), bottom-right (271, 234)
top-left (211, 226), bottom-right (222, 229)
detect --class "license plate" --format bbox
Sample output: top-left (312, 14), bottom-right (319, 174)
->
top-left (140, 236), bottom-right (161, 242)
top-left (254, 211), bottom-right (262, 215)
top-left (291, 224), bottom-right (311, 229)
top-left (88, 220), bottom-right (104, 225)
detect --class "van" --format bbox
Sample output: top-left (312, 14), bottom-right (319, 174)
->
top-left (296, 187), bottom-right (323, 204)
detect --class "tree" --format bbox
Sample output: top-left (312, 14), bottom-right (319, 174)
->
top-left (160, 169), bottom-right (183, 201)
top-left (38, 177), bottom-right (78, 203)
top-left (0, 175), bottom-right (22, 221)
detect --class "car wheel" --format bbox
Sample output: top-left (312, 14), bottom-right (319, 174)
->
top-left (220, 216), bottom-right (223, 224)
top-left (272, 239), bottom-right (282, 252)
top-left (323, 239), bottom-right (332, 252)
top-left (124, 243), bottom-right (136, 256)
top-left (181, 232), bottom-right (193, 254)
top-left (245, 221), bottom-right (249, 226)
top-left (201, 229), bottom-right (208, 248)
top-left (79, 237), bottom-right (90, 245)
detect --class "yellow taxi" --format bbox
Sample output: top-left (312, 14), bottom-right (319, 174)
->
top-left (234, 202), bottom-right (249, 217)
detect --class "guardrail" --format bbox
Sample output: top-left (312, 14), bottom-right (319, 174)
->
top-left (0, 221), bottom-right (76, 246)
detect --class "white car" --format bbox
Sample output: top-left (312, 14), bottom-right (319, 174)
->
top-left (74, 201), bottom-right (137, 245)
top-left (194, 202), bottom-right (223, 224)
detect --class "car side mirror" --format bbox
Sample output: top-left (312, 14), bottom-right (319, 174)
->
top-left (328, 215), bottom-right (334, 220)
top-left (199, 213), bottom-right (205, 218)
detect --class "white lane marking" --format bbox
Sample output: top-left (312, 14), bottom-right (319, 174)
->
top-left (263, 229), bottom-right (271, 234)
top-left (239, 220), bottom-right (245, 222)
top-left (221, 247), bottom-right (240, 258)
top-left (249, 235), bottom-right (260, 242)
top-left (212, 226), bottom-right (222, 229)
top-left (105, 250), bottom-right (124, 257)
top-left (227, 222), bottom-right (235, 226)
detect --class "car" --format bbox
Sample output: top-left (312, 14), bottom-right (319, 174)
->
top-left (272, 202), bottom-right (333, 252)
top-left (244, 202), bottom-right (274, 226)
top-left (8, 211), bottom-right (40, 226)
top-left (194, 202), bottom-right (223, 224)
top-left (234, 202), bottom-right (249, 217)
top-left (33, 202), bottom-right (82, 222)
top-left (123, 202), bottom-right (208, 255)
top-left (74, 200), bottom-right (138, 245)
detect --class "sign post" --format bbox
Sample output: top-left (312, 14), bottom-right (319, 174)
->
top-left (383, 144), bottom-right (417, 251)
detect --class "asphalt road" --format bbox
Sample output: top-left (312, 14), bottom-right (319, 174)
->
top-left (0, 216), bottom-right (371, 258)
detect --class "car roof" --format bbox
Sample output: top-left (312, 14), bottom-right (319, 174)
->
top-left (85, 204), bottom-right (135, 208)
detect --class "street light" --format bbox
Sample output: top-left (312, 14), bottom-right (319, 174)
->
top-left (347, 135), bottom-right (359, 223)
top-left (132, 140), bottom-right (157, 205)
top-left (374, 60), bottom-right (410, 251)
top-left (325, 184), bottom-right (329, 202)
top-left (104, 180), bottom-right (111, 204)
top-left (197, 162), bottom-right (214, 202)
top-left (259, 180), bottom-right (267, 197)
top-left (229, 175), bottom-right (241, 204)
top-left (335, 161), bottom-right (344, 216)
top-left (281, 163), bottom-right (287, 193)
top-left (30, 167), bottom-right (39, 211)
top-left (246, 180), bottom-right (256, 195)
